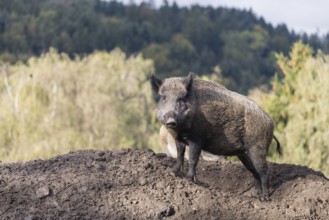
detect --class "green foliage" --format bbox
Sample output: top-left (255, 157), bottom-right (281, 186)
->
top-left (1, 0), bottom-right (325, 93)
top-left (199, 65), bottom-right (230, 86)
top-left (250, 42), bottom-right (329, 176)
top-left (220, 25), bottom-right (274, 90)
top-left (1, 1), bottom-right (328, 176)
top-left (0, 49), bottom-right (160, 161)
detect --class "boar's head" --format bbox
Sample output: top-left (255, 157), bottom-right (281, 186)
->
top-left (150, 72), bottom-right (195, 130)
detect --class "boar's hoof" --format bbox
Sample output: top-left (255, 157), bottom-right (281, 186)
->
top-left (259, 195), bottom-right (271, 202)
top-left (251, 189), bottom-right (261, 198)
top-left (172, 164), bottom-right (183, 175)
top-left (251, 190), bottom-right (270, 202)
top-left (187, 173), bottom-right (197, 183)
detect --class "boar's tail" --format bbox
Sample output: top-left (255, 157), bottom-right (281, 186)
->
top-left (273, 135), bottom-right (283, 157)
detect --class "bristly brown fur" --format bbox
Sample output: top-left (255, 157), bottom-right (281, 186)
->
top-left (151, 73), bottom-right (282, 200)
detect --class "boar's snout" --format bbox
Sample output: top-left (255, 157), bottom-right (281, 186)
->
top-left (159, 111), bottom-right (178, 128)
top-left (165, 118), bottom-right (177, 128)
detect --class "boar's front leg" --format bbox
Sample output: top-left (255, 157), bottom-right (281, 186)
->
top-left (186, 140), bottom-right (202, 182)
top-left (173, 141), bottom-right (186, 174)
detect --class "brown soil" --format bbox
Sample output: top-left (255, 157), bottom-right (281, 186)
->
top-left (0, 149), bottom-right (328, 219)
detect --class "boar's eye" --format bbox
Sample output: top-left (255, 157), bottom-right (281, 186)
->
top-left (160, 95), bottom-right (167, 102)
top-left (177, 97), bottom-right (186, 105)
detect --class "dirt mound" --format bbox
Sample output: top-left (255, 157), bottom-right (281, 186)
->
top-left (0, 149), bottom-right (328, 219)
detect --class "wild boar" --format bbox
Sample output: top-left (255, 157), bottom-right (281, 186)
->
top-left (150, 72), bottom-right (282, 200)
top-left (159, 125), bottom-right (224, 161)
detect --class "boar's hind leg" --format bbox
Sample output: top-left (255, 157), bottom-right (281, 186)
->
top-left (237, 154), bottom-right (262, 197)
top-left (173, 141), bottom-right (186, 174)
top-left (248, 149), bottom-right (270, 201)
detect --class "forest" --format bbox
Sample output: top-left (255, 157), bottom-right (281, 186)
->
top-left (1, 0), bottom-right (329, 93)
top-left (0, 0), bottom-right (328, 176)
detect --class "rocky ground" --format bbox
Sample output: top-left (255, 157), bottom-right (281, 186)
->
top-left (0, 149), bottom-right (328, 219)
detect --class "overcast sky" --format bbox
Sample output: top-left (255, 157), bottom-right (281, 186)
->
top-left (120, 0), bottom-right (329, 36)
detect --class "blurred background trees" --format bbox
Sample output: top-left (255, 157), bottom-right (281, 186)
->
top-left (0, 0), bottom-right (328, 176)
top-left (250, 42), bottom-right (329, 175)
top-left (1, 0), bottom-right (328, 93)
top-left (0, 49), bottom-right (158, 161)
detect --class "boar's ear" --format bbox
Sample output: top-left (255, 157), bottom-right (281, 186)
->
top-left (183, 72), bottom-right (194, 91)
top-left (149, 74), bottom-right (162, 101)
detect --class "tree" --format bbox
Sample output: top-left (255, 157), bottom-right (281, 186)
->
top-left (0, 49), bottom-right (159, 161)
top-left (0, 0), bottom-right (327, 94)
top-left (250, 42), bottom-right (329, 176)
top-left (220, 25), bottom-right (271, 93)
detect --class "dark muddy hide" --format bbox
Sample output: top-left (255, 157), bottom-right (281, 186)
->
top-left (150, 72), bottom-right (282, 201)
top-left (151, 73), bottom-right (195, 130)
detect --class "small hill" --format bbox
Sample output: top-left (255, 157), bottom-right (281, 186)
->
top-left (0, 149), bottom-right (328, 219)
